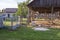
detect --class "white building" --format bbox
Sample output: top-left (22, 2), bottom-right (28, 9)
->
top-left (2, 8), bottom-right (18, 18)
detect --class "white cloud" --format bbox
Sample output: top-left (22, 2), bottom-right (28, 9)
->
top-left (0, 0), bottom-right (29, 10)
top-left (15, 0), bottom-right (26, 3)
top-left (0, 0), bottom-right (18, 10)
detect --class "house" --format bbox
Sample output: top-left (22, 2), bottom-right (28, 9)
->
top-left (2, 8), bottom-right (18, 18)
top-left (27, 0), bottom-right (60, 28)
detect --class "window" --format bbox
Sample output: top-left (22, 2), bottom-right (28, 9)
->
top-left (8, 14), bottom-right (10, 18)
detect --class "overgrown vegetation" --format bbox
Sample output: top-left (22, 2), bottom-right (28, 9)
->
top-left (16, 0), bottom-right (30, 18)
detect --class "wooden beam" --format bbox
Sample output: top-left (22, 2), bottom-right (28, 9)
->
top-left (51, 6), bottom-right (54, 25)
top-left (27, 8), bottom-right (31, 24)
top-left (31, 10), bottom-right (35, 21)
top-left (57, 11), bottom-right (60, 19)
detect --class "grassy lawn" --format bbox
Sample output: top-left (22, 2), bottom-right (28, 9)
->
top-left (0, 27), bottom-right (60, 40)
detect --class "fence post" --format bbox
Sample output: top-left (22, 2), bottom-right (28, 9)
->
top-left (11, 17), bottom-right (13, 29)
top-left (0, 16), bottom-right (3, 28)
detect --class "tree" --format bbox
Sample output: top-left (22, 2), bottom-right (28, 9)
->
top-left (16, 3), bottom-right (22, 16)
top-left (26, 0), bottom-right (30, 4)
top-left (15, 0), bottom-right (31, 24)
top-left (16, 0), bottom-right (31, 17)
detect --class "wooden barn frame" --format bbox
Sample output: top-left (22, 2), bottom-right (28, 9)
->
top-left (27, 0), bottom-right (60, 28)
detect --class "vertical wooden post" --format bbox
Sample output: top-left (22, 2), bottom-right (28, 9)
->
top-left (31, 10), bottom-right (35, 21)
top-left (0, 16), bottom-right (3, 28)
top-left (16, 16), bottom-right (18, 24)
top-left (30, 10), bottom-right (32, 22)
top-left (51, 6), bottom-right (54, 25)
top-left (18, 16), bottom-right (20, 25)
top-left (59, 11), bottom-right (60, 19)
top-left (27, 8), bottom-right (35, 25)
top-left (20, 15), bottom-right (23, 25)
top-left (57, 11), bottom-right (59, 19)
top-left (45, 11), bottom-right (47, 20)
top-left (27, 8), bottom-right (31, 24)
top-left (11, 17), bottom-right (13, 29)
top-left (19, 16), bottom-right (21, 25)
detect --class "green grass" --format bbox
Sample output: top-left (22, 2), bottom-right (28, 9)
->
top-left (2, 18), bottom-right (60, 40)
top-left (0, 27), bottom-right (60, 40)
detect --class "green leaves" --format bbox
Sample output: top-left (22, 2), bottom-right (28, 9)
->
top-left (16, 0), bottom-right (30, 17)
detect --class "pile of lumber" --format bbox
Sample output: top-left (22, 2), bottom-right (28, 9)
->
top-left (31, 19), bottom-right (60, 28)
top-left (53, 19), bottom-right (60, 25)
top-left (31, 20), bottom-right (52, 27)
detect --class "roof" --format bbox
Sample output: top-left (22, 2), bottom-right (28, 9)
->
top-left (27, 0), bottom-right (60, 13)
top-left (3, 8), bottom-right (18, 13)
top-left (27, 0), bottom-right (60, 7)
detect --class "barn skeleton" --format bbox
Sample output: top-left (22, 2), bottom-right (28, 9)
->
top-left (27, 0), bottom-right (60, 27)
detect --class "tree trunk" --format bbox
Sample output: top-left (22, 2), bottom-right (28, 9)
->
top-left (20, 15), bottom-right (23, 25)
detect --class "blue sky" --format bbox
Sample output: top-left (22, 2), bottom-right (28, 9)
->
top-left (0, 0), bottom-right (26, 10)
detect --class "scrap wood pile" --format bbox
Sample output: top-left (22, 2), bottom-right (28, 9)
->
top-left (53, 19), bottom-right (60, 25)
top-left (30, 19), bottom-right (60, 28)
top-left (31, 20), bottom-right (51, 27)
